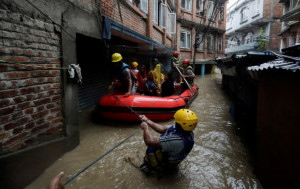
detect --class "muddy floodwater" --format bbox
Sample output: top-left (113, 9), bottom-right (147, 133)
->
top-left (27, 73), bottom-right (262, 189)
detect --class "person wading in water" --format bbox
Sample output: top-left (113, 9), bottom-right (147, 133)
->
top-left (139, 109), bottom-right (198, 176)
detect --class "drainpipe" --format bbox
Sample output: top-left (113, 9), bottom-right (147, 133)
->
top-left (269, 0), bottom-right (274, 50)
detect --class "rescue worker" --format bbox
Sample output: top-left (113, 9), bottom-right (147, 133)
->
top-left (130, 61), bottom-right (139, 94)
top-left (171, 51), bottom-right (181, 83)
top-left (178, 59), bottom-right (195, 91)
top-left (139, 109), bottom-right (198, 176)
top-left (109, 53), bottom-right (132, 97)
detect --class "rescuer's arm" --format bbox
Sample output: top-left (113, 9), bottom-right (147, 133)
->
top-left (139, 115), bottom-right (167, 134)
top-left (140, 121), bottom-right (161, 147)
top-left (124, 78), bottom-right (132, 97)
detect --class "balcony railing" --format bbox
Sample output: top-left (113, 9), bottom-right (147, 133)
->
top-left (225, 41), bottom-right (259, 54)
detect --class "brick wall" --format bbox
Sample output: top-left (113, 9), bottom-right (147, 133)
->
top-left (0, 9), bottom-right (63, 155)
top-left (114, 1), bottom-right (147, 36)
top-left (153, 27), bottom-right (164, 44)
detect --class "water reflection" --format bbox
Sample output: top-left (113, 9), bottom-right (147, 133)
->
top-left (26, 74), bottom-right (262, 189)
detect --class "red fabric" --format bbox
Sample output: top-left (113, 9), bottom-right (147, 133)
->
top-left (136, 70), bottom-right (147, 91)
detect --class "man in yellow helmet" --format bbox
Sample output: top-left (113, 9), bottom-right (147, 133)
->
top-left (130, 61), bottom-right (139, 94)
top-left (110, 53), bottom-right (132, 96)
top-left (139, 109), bottom-right (198, 176)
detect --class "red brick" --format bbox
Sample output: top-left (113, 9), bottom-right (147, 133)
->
top-left (37, 70), bottom-right (51, 77)
top-left (47, 115), bottom-right (54, 121)
top-left (46, 103), bottom-right (55, 109)
top-left (24, 107), bottom-right (34, 114)
top-left (51, 117), bottom-right (62, 124)
top-left (48, 89), bottom-right (55, 95)
top-left (0, 89), bottom-right (18, 98)
top-left (26, 94), bottom-right (35, 100)
top-left (4, 122), bottom-right (18, 130)
top-left (20, 116), bottom-right (29, 124)
top-left (52, 83), bottom-right (60, 88)
top-left (0, 115), bottom-right (10, 123)
top-left (32, 122), bottom-right (50, 133)
top-left (37, 105), bottom-right (45, 112)
top-left (51, 70), bottom-right (60, 76)
top-left (31, 112), bottom-right (39, 120)
top-left (25, 121), bottom-right (35, 129)
top-left (0, 99), bottom-right (10, 108)
top-left (36, 118), bottom-right (45, 125)
top-left (13, 96), bottom-right (26, 103)
top-left (0, 106), bottom-right (16, 115)
top-left (18, 101), bottom-right (30, 109)
top-left (20, 86), bottom-right (40, 95)
top-left (47, 77), bottom-right (54, 82)
top-left (13, 127), bottom-right (24, 134)
top-left (24, 78), bottom-right (34, 85)
top-left (52, 95), bottom-right (60, 102)
top-left (50, 59), bottom-right (60, 64)
top-left (50, 106), bottom-right (61, 113)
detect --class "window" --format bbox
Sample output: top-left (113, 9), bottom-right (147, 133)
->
top-left (218, 37), bottom-right (222, 52)
top-left (208, 0), bottom-right (215, 20)
top-left (129, 0), bottom-right (148, 14)
top-left (240, 8), bottom-right (248, 23)
top-left (167, 11), bottom-right (176, 35)
top-left (153, 0), bottom-right (159, 24)
top-left (207, 34), bottom-right (215, 51)
top-left (140, 0), bottom-right (148, 14)
top-left (245, 32), bottom-right (253, 44)
top-left (219, 4), bottom-right (224, 22)
top-left (159, 3), bottom-right (167, 28)
top-left (180, 27), bottom-right (191, 49)
top-left (181, 0), bottom-right (192, 11)
top-left (196, 33), bottom-right (204, 50)
top-left (196, 0), bottom-right (205, 15)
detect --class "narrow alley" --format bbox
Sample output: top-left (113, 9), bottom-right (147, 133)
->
top-left (27, 74), bottom-right (261, 189)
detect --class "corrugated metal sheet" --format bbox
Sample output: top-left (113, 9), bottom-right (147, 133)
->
top-left (78, 75), bottom-right (109, 111)
top-left (248, 54), bottom-right (300, 72)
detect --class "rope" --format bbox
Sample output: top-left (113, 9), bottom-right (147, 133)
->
top-left (114, 96), bottom-right (140, 116)
top-left (64, 96), bottom-right (143, 185)
top-left (64, 127), bottom-right (142, 185)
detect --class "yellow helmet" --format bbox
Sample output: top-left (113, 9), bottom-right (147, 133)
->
top-left (174, 109), bottom-right (198, 131)
top-left (131, 61), bottom-right (138, 68)
top-left (112, 53), bottom-right (123, 63)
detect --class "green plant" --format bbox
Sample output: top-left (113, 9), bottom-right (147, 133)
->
top-left (258, 28), bottom-right (266, 52)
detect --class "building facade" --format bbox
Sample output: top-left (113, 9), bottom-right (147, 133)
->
top-left (101, 0), bottom-right (177, 72)
top-left (278, 0), bottom-right (300, 49)
top-left (176, 0), bottom-right (227, 74)
top-left (226, 0), bottom-right (283, 55)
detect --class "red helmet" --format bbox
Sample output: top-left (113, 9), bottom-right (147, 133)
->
top-left (182, 59), bottom-right (190, 64)
top-left (173, 51), bottom-right (179, 56)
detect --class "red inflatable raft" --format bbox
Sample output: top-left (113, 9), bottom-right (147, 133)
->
top-left (98, 84), bottom-right (198, 122)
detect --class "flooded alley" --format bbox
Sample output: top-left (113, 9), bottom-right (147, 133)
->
top-left (26, 74), bottom-right (261, 189)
